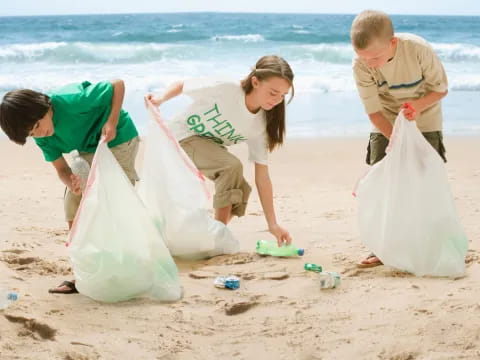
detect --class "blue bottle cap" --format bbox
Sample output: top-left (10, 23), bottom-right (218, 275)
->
top-left (297, 248), bottom-right (305, 256)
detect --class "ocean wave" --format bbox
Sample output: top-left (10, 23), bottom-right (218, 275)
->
top-left (0, 42), bottom-right (199, 64)
top-left (0, 41), bottom-right (352, 65)
top-left (293, 30), bottom-right (311, 34)
top-left (284, 44), bottom-right (355, 64)
top-left (210, 34), bottom-right (265, 42)
top-left (2, 40), bottom-right (480, 72)
top-left (449, 77), bottom-right (480, 91)
top-left (432, 43), bottom-right (480, 62)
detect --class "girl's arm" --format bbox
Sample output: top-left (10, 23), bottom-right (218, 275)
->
top-left (146, 81), bottom-right (184, 107)
top-left (254, 162), bottom-right (292, 246)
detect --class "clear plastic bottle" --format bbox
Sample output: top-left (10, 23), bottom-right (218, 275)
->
top-left (318, 271), bottom-right (341, 289)
top-left (0, 289), bottom-right (18, 310)
top-left (256, 240), bottom-right (304, 257)
top-left (70, 150), bottom-right (90, 192)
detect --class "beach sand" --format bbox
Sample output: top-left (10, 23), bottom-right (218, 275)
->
top-left (0, 136), bottom-right (479, 360)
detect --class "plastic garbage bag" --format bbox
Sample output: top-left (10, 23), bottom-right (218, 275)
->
top-left (67, 140), bottom-right (182, 302)
top-left (137, 101), bottom-right (239, 260)
top-left (355, 112), bottom-right (468, 276)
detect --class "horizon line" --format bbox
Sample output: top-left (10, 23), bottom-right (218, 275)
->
top-left (1, 10), bottom-right (480, 18)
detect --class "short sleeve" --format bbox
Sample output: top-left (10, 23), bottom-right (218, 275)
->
top-left (417, 43), bottom-right (448, 93)
top-left (34, 137), bottom-right (62, 162)
top-left (55, 81), bottom-right (113, 112)
top-left (353, 60), bottom-right (384, 115)
top-left (247, 133), bottom-right (268, 165)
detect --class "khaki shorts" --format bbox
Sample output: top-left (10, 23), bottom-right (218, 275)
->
top-left (366, 131), bottom-right (447, 165)
top-left (64, 136), bottom-right (140, 221)
top-left (180, 135), bottom-right (252, 217)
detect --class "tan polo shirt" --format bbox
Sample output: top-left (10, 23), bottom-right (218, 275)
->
top-left (353, 33), bottom-right (448, 132)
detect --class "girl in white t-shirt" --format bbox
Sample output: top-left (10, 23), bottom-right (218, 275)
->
top-left (146, 55), bottom-right (294, 245)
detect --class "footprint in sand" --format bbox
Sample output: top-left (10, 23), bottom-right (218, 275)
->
top-left (262, 271), bottom-right (289, 280)
top-left (465, 249), bottom-right (480, 266)
top-left (0, 253), bottom-right (71, 276)
top-left (322, 209), bottom-right (345, 220)
top-left (4, 313), bottom-right (57, 340)
top-left (224, 300), bottom-right (258, 315)
top-left (1, 249), bottom-right (29, 255)
top-left (188, 270), bottom-right (217, 279)
top-left (341, 266), bottom-right (371, 277)
top-left (203, 252), bottom-right (261, 266)
top-left (378, 350), bottom-right (419, 360)
top-left (61, 349), bottom-right (101, 360)
top-left (382, 269), bottom-right (414, 278)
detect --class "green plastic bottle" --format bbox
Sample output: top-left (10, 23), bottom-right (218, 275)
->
top-left (256, 240), bottom-right (304, 257)
top-left (304, 263), bottom-right (323, 273)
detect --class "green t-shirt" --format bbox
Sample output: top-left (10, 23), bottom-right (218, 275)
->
top-left (34, 81), bottom-right (138, 162)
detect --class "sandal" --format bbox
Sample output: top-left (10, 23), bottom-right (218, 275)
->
top-left (356, 253), bottom-right (383, 268)
top-left (48, 280), bottom-right (78, 294)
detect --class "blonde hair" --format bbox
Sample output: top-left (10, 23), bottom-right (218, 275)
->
top-left (241, 55), bottom-right (294, 152)
top-left (350, 10), bottom-right (394, 50)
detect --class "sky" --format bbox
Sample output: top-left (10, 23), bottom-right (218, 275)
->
top-left (1, 0), bottom-right (479, 16)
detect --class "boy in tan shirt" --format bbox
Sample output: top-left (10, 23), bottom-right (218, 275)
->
top-left (351, 10), bottom-right (449, 267)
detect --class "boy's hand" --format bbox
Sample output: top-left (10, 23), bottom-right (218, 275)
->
top-left (402, 102), bottom-right (417, 121)
top-left (269, 224), bottom-right (292, 246)
top-left (144, 93), bottom-right (162, 107)
top-left (70, 174), bottom-right (82, 195)
top-left (102, 121), bottom-right (117, 143)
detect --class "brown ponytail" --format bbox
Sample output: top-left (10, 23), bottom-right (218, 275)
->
top-left (241, 55), bottom-right (294, 152)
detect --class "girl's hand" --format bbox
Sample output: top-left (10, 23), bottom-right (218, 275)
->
top-left (269, 224), bottom-right (292, 246)
top-left (70, 174), bottom-right (82, 195)
top-left (144, 93), bottom-right (162, 107)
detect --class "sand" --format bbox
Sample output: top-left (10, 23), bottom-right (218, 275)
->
top-left (0, 136), bottom-right (479, 360)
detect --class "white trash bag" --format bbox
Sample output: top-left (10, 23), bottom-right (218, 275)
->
top-left (355, 112), bottom-right (468, 277)
top-left (137, 101), bottom-right (239, 260)
top-left (67, 141), bottom-right (182, 302)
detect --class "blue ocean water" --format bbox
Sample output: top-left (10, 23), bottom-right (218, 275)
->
top-left (0, 13), bottom-right (479, 137)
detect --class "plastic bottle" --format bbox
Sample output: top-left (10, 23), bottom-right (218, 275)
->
top-left (214, 276), bottom-right (240, 290)
top-left (70, 150), bottom-right (90, 192)
top-left (0, 289), bottom-right (18, 310)
top-left (255, 240), bottom-right (304, 257)
top-left (318, 271), bottom-right (341, 289)
top-left (304, 263), bottom-right (323, 273)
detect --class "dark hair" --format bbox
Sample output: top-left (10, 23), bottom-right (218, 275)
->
top-left (241, 55), bottom-right (294, 152)
top-left (0, 89), bottom-right (51, 145)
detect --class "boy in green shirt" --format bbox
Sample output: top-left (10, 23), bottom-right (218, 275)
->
top-left (0, 80), bottom-right (139, 293)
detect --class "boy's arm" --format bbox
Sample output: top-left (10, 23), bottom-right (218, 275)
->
top-left (406, 90), bottom-right (448, 120)
top-left (254, 163), bottom-right (292, 246)
top-left (145, 81), bottom-right (184, 107)
top-left (353, 61), bottom-right (392, 136)
top-left (406, 42), bottom-right (449, 120)
top-left (52, 156), bottom-right (82, 195)
top-left (102, 79), bottom-right (125, 143)
top-left (368, 112), bottom-right (393, 139)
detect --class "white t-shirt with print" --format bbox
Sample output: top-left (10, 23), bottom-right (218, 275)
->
top-left (168, 79), bottom-right (269, 165)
